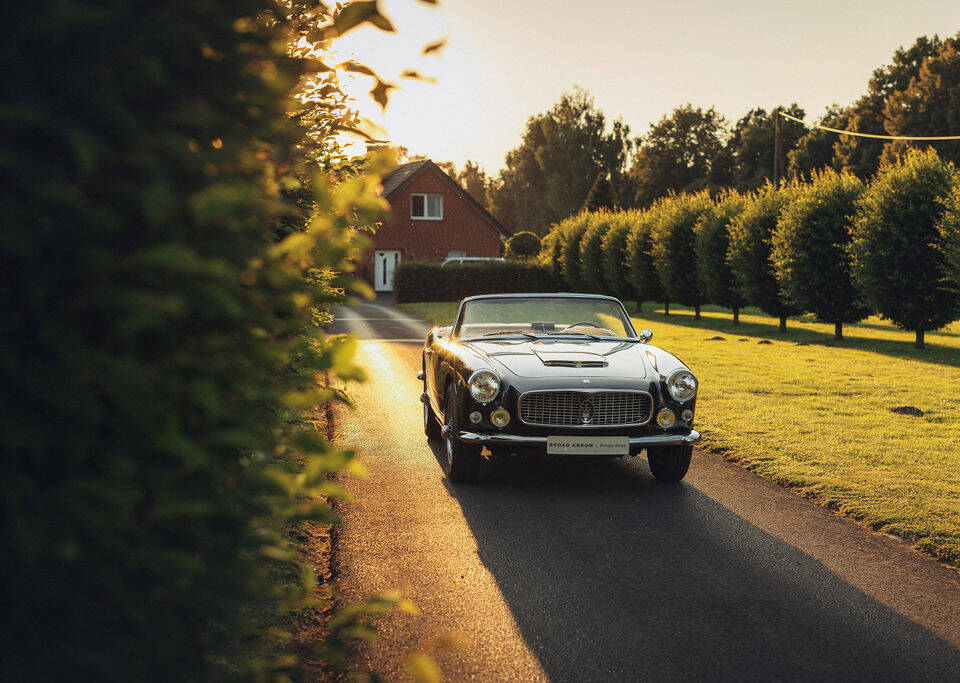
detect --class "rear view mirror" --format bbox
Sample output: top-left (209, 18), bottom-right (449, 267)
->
top-left (639, 328), bottom-right (653, 343)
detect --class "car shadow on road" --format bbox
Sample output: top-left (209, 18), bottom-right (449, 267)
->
top-left (428, 442), bottom-right (960, 681)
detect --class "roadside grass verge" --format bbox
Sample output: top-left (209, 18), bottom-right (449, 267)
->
top-left (399, 301), bottom-right (960, 567)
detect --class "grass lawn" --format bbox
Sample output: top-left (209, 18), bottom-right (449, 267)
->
top-left (399, 300), bottom-right (960, 566)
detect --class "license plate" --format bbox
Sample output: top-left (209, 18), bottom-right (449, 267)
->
top-left (546, 436), bottom-right (629, 455)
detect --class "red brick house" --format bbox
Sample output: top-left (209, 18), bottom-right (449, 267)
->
top-left (362, 160), bottom-right (509, 292)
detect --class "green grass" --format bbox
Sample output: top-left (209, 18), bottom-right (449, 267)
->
top-left (400, 301), bottom-right (960, 566)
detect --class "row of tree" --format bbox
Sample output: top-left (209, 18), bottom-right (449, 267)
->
top-left (444, 32), bottom-right (960, 235)
top-left (539, 149), bottom-right (960, 349)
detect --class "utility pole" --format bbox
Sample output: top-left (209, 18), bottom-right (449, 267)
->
top-left (773, 107), bottom-right (785, 187)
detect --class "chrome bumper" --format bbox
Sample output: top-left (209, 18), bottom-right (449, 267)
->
top-left (451, 429), bottom-right (701, 447)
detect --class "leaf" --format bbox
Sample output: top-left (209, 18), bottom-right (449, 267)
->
top-left (421, 38), bottom-right (447, 56)
top-left (370, 79), bottom-right (395, 110)
top-left (405, 654), bottom-right (442, 683)
top-left (321, 0), bottom-right (395, 40)
top-left (332, 123), bottom-right (387, 143)
top-left (400, 69), bottom-right (437, 83)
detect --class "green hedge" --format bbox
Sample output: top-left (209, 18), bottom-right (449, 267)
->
top-left (394, 261), bottom-right (560, 303)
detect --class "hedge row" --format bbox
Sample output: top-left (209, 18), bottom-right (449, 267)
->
top-left (541, 148), bottom-right (960, 347)
top-left (394, 260), bottom-right (560, 303)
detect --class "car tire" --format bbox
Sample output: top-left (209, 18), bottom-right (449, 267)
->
top-left (646, 443), bottom-right (692, 482)
top-left (423, 391), bottom-right (442, 440)
top-left (443, 387), bottom-right (481, 483)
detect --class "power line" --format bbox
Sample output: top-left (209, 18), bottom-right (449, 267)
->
top-left (778, 110), bottom-right (960, 141)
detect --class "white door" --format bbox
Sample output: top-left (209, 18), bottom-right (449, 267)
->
top-left (374, 250), bottom-right (401, 292)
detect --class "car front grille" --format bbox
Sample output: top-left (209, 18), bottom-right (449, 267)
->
top-left (518, 390), bottom-right (653, 427)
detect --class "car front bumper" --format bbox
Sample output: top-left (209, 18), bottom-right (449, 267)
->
top-left (446, 428), bottom-right (700, 448)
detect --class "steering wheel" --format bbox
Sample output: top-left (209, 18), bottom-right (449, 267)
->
top-left (561, 322), bottom-right (601, 331)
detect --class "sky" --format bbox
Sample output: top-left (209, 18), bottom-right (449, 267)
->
top-left (331, 0), bottom-right (960, 174)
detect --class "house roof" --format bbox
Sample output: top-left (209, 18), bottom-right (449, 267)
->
top-left (380, 159), bottom-right (510, 239)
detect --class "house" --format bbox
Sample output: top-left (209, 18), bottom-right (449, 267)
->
top-left (363, 159), bottom-right (509, 292)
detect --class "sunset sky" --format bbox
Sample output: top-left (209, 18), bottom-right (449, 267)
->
top-left (332, 0), bottom-right (960, 174)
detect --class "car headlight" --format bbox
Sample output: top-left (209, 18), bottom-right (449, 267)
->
top-left (666, 369), bottom-right (698, 402)
top-left (468, 370), bottom-right (500, 403)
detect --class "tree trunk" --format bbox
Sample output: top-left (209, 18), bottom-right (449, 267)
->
top-left (663, 301), bottom-right (670, 316)
top-left (732, 307), bottom-right (740, 325)
top-left (916, 328), bottom-right (925, 350)
top-left (694, 303), bottom-right (701, 320)
top-left (779, 315), bottom-right (787, 332)
top-left (834, 321), bottom-right (843, 341)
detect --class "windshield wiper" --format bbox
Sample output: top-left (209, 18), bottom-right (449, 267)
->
top-left (479, 330), bottom-right (538, 340)
top-left (544, 331), bottom-right (605, 341)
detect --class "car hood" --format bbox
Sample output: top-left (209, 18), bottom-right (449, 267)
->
top-left (466, 339), bottom-right (650, 379)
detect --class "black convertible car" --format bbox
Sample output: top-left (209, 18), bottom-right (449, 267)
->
top-left (418, 293), bottom-right (700, 483)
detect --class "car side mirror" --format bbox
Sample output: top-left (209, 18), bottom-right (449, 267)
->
top-left (639, 328), bottom-right (653, 343)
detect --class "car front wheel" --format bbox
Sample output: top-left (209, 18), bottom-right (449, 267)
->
top-left (646, 443), bottom-right (692, 482)
top-left (443, 388), bottom-right (481, 483)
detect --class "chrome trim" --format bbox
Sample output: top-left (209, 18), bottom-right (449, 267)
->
top-left (457, 430), bottom-right (700, 447)
top-left (517, 388), bottom-right (654, 428)
top-left (467, 369), bottom-right (500, 404)
top-left (419, 392), bottom-right (429, 404)
top-left (665, 368), bottom-right (698, 403)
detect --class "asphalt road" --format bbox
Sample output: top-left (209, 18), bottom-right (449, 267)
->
top-left (328, 298), bottom-right (960, 682)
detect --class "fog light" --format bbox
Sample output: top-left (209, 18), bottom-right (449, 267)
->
top-left (469, 410), bottom-right (482, 424)
top-left (490, 408), bottom-right (511, 428)
top-left (681, 409), bottom-right (694, 423)
top-left (656, 408), bottom-right (676, 429)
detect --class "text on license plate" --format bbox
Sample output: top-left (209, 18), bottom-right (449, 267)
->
top-left (546, 436), bottom-right (629, 455)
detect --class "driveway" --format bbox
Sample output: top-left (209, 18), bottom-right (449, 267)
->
top-left (327, 297), bottom-right (960, 681)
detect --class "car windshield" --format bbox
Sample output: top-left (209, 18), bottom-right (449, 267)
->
top-left (456, 296), bottom-right (635, 339)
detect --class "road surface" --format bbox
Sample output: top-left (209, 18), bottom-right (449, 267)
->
top-left (328, 298), bottom-right (960, 681)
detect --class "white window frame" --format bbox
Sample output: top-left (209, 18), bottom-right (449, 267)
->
top-left (410, 193), bottom-right (443, 220)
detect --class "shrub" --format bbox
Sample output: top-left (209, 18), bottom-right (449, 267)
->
top-left (539, 225), bottom-right (566, 275)
top-left (940, 185), bottom-right (960, 297)
top-left (650, 192), bottom-right (714, 318)
top-left (600, 211), bottom-right (637, 301)
top-left (773, 169), bottom-right (871, 340)
top-left (694, 190), bottom-right (747, 323)
top-left (851, 148), bottom-right (960, 348)
top-left (728, 182), bottom-right (803, 331)
top-left (393, 261), bottom-right (560, 303)
top-left (559, 213), bottom-right (592, 290)
top-left (506, 230), bottom-right (542, 260)
top-left (625, 203), bottom-right (668, 311)
top-left (579, 211), bottom-right (617, 293)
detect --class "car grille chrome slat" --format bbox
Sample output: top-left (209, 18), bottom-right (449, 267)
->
top-left (518, 390), bottom-right (653, 427)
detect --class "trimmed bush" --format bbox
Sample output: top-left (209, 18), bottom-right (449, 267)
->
top-left (650, 192), bottom-right (714, 319)
top-left (694, 190), bottom-right (747, 323)
top-left (728, 182), bottom-right (803, 331)
top-left (559, 213), bottom-right (592, 291)
top-left (851, 148), bottom-right (960, 348)
top-left (506, 230), bottom-right (542, 260)
top-left (773, 169), bottom-right (871, 340)
top-left (625, 203), bottom-right (668, 312)
top-left (599, 211), bottom-right (636, 301)
top-left (394, 261), bottom-right (560, 303)
top-left (580, 211), bottom-right (617, 293)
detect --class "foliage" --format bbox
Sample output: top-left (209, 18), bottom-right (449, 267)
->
top-left (624, 204), bottom-right (668, 306)
top-left (582, 172), bottom-right (617, 212)
top-left (850, 148), bottom-right (960, 347)
top-left (728, 182), bottom-right (803, 327)
top-left (538, 226), bottom-right (565, 275)
top-left (788, 105), bottom-right (848, 180)
top-left (628, 104), bottom-right (727, 206)
top-left (940, 186), bottom-right (960, 295)
top-left (650, 193), bottom-right (714, 315)
top-left (505, 230), bottom-right (542, 260)
top-left (694, 191), bottom-right (747, 321)
top-left (437, 159), bottom-right (490, 208)
top-left (717, 105), bottom-right (806, 191)
top-left (772, 170), bottom-right (871, 338)
top-left (579, 211), bottom-right (617, 293)
top-left (488, 88), bottom-right (634, 235)
top-left (393, 261), bottom-right (559, 303)
top-left (599, 212), bottom-right (637, 300)
top-left (558, 212), bottom-right (592, 291)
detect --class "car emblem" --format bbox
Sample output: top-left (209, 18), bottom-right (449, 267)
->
top-left (582, 379), bottom-right (590, 384)
top-left (579, 399), bottom-right (594, 424)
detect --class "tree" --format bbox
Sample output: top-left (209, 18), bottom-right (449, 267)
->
top-left (506, 230), bottom-right (541, 260)
top-left (694, 190), bottom-right (747, 324)
top-left (772, 170), bottom-right (871, 339)
top-left (580, 211), bottom-right (617, 293)
top-left (439, 159), bottom-right (491, 208)
top-left (728, 182), bottom-right (803, 331)
top-left (788, 105), bottom-right (848, 180)
top-left (851, 149), bottom-right (959, 348)
top-left (834, 35), bottom-right (943, 177)
top-left (628, 104), bottom-right (728, 207)
top-left (600, 212), bottom-right (638, 302)
top-left (559, 213), bottom-right (592, 290)
top-left (583, 172), bottom-right (617, 212)
top-left (723, 105), bottom-right (806, 191)
top-left (650, 193), bottom-right (714, 319)
top-left (940, 185), bottom-right (960, 297)
top-left (488, 88), bottom-right (634, 234)
top-left (625, 204), bottom-right (668, 311)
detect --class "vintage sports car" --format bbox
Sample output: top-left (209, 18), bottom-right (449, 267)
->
top-left (418, 293), bottom-right (700, 483)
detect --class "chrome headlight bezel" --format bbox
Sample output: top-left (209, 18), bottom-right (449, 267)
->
top-left (468, 369), bottom-right (500, 404)
top-left (666, 369), bottom-right (698, 403)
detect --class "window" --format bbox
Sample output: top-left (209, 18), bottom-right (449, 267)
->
top-left (411, 193), bottom-right (443, 220)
